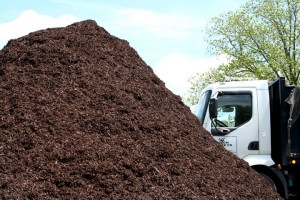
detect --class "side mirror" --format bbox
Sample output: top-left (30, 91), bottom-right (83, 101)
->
top-left (209, 98), bottom-right (217, 119)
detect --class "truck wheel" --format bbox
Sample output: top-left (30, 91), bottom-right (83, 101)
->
top-left (260, 173), bottom-right (277, 192)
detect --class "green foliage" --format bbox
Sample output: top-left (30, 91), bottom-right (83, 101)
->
top-left (183, 64), bottom-right (254, 106)
top-left (185, 0), bottom-right (300, 106)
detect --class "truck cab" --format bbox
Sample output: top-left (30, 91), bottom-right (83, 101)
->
top-left (195, 77), bottom-right (300, 199)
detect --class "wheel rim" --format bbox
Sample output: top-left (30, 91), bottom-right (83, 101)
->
top-left (260, 173), bottom-right (277, 192)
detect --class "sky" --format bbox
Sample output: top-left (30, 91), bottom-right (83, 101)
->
top-left (0, 0), bottom-right (248, 97)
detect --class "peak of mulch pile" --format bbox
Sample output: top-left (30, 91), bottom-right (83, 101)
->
top-left (0, 20), bottom-right (281, 199)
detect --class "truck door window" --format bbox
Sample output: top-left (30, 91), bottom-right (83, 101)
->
top-left (195, 90), bottom-right (212, 124)
top-left (215, 92), bottom-right (252, 128)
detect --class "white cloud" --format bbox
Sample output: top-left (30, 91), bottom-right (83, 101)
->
top-left (112, 8), bottom-right (205, 38)
top-left (153, 53), bottom-right (228, 96)
top-left (0, 10), bottom-right (80, 48)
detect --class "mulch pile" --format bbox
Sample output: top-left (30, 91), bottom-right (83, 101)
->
top-left (0, 20), bottom-right (281, 199)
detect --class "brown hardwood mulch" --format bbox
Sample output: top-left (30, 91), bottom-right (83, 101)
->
top-left (0, 20), bottom-right (282, 199)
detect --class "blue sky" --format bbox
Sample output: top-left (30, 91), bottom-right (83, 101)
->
top-left (0, 0), bottom-right (248, 96)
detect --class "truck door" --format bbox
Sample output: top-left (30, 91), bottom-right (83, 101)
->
top-left (210, 89), bottom-right (259, 159)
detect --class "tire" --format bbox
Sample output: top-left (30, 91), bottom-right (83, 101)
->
top-left (260, 173), bottom-right (277, 192)
top-left (252, 166), bottom-right (288, 199)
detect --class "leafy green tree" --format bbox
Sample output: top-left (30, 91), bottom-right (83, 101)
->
top-left (183, 64), bottom-right (253, 106)
top-left (207, 0), bottom-right (300, 84)
top-left (183, 65), bottom-right (226, 106)
top-left (185, 0), bottom-right (300, 106)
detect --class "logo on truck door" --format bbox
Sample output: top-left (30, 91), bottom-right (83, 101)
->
top-left (214, 136), bottom-right (237, 153)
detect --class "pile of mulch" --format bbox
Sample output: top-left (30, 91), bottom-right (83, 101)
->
top-left (0, 20), bottom-right (281, 199)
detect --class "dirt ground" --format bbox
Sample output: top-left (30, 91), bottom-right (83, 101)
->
top-left (0, 20), bottom-right (282, 199)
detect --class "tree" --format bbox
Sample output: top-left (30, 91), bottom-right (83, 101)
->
top-left (185, 0), bottom-right (300, 106)
top-left (184, 63), bottom-right (254, 106)
top-left (183, 65), bottom-right (229, 106)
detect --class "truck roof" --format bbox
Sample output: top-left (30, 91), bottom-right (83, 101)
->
top-left (203, 80), bottom-right (269, 93)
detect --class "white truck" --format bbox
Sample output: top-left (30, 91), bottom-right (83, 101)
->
top-left (195, 77), bottom-right (300, 199)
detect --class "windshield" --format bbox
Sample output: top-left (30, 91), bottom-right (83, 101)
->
top-left (195, 90), bottom-right (212, 124)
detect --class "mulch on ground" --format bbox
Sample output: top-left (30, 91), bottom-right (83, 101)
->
top-left (0, 20), bottom-right (281, 199)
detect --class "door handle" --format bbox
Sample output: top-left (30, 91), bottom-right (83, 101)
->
top-left (248, 141), bottom-right (259, 150)
top-left (218, 128), bottom-right (230, 134)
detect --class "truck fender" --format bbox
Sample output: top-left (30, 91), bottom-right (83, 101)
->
top-left (243, 154), bottom-right (275, 166)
